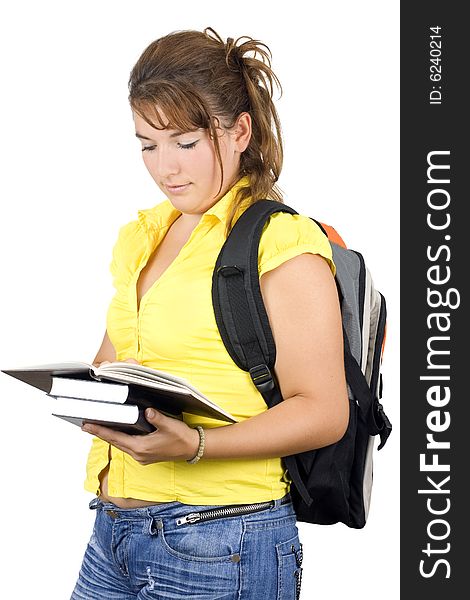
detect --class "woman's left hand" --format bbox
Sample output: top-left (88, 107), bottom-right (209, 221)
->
top-left (81, 409), bottom-right (200, 465)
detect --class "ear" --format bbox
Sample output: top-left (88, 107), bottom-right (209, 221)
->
top-left (233, 112), bottom-right (252, 152)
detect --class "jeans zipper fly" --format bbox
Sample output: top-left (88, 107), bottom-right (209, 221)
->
top-left (176, 501), bottom-right (274, 526)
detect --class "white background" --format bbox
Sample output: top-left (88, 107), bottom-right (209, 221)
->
top-left (0, 1), bottom-right (399, 598)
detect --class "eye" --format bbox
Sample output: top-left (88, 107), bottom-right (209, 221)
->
top-left (177, 141), bottom-right (198, 150)
top-left (141, 145), bottom-right (156, 153)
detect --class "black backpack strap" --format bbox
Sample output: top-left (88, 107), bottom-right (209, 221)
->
top-left (343, 333), bottom-right (392, 449)
top-left (212, 199), bottom-right (298, 406)
top-left (212, 199), bottom-right (315, 506)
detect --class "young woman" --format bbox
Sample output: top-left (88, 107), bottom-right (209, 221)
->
top-left (71, 27), bottom-right (349, 600)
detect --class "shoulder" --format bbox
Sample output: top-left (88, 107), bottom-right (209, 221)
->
top-left (109, 216), bottom-right (147, 284)
top-left (114, 218), bottom-right (143, 249)
top-left (112, 198), bottom-right (172, 253)
top-left (111, 218), bottom-right (144, 261)
top-left (258, 211), bottom-right (336, 278)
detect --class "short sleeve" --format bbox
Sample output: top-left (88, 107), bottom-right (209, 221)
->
top-left (258, 212), bottom-right (336, 278)
top-left (109, 220), bottom-right (144, 289)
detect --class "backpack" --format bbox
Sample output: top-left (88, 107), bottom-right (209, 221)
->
top-left (212, 200), bottom-right (392, 528)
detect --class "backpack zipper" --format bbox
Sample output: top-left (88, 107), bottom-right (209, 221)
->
top-left (176, 500), bottom-right (274, 526)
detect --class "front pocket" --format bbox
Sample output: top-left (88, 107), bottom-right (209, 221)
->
top-left (276, 536), bottom-right (304, 600)
top-left (158, 517), bottom-right (243, 563)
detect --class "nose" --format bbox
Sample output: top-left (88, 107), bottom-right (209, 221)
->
top-left (147, 147), bottom-right (180, 179)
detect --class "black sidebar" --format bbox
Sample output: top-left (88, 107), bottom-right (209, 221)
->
top-left (401, 3), bottom-right (467, 598)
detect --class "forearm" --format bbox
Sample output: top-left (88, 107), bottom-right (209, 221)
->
top-left (202, 393), bottom-right (348, 460)
top-left (82, 387), bottom-right (348, 466)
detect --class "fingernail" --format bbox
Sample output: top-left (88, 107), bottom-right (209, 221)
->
top-left (146, 408), bottom-right (155, 419)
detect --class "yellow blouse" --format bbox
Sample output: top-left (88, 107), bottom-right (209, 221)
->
top-left (84, 176), bottom-right (335, 505)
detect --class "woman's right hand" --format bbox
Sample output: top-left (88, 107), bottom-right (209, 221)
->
top-left (92, 330), bottom-right (117, 367)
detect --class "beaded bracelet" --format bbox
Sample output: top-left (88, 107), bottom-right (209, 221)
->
top-left (186, 426), bottom-right (205, 464)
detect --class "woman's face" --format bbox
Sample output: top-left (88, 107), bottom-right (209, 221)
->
top-left (133, 109), bottom-right (251, 218)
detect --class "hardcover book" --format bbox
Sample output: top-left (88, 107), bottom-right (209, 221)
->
top-left (48, 395), bottom-right (155, 435)
top-left (2, 361), bottom-right (237, 431)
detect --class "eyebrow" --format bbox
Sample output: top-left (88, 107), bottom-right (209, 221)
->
top-left (135, 131), bottom-right (186, 141)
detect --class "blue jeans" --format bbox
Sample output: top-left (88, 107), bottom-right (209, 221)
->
top-left (70, 495), bottom-right (303, 599)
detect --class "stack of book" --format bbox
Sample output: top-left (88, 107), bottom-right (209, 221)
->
top-left (1, 361), bottom-right (236, 434)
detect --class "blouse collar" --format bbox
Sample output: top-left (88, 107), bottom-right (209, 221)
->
top-left (137, 175), bottom-right (251, 232)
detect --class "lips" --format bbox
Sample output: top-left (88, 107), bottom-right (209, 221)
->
top-left (165, 183), bottom-right (191, 193)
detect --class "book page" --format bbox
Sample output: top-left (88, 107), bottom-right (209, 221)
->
top-left (97, 362), bottom-right (205, 395)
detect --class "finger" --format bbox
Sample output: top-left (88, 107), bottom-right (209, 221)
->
top-left (123, 358), bottom-right (140, 364)
top-left (92, 360), bottom-right (111, 367)
top-left (144, 408), bottom-right (166, 425)
top-left (81, 423), bottom-right (137, 454)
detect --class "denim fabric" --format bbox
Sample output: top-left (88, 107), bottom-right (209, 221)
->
top-left (70, 495), bottom-right (303, 599)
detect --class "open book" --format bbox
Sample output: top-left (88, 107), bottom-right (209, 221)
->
top-left (2, 361), bottom-right (237, 429)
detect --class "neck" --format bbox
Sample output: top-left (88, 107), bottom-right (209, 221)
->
top-left (174, 212), bottom-right (203, 229)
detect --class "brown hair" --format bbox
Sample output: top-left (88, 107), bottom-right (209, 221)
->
top-left (128, 27), bottom-right (284, 236)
